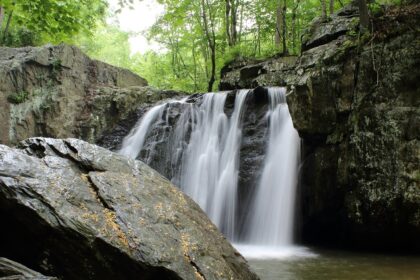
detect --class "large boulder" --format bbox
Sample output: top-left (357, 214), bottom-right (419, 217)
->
top-left (0, 137), bottom-right (258, 280)
top-left (220, 4), bottom-right (420, 251)
top-left (0, 44), bottom-right (182, 146)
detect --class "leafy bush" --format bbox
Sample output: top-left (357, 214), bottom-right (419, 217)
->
top-left (7, 91), bottom-right (29, 104)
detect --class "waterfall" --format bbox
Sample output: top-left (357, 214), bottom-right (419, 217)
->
top-left (246, 87), bottom-right (300, 246)
top-left (119, 103), bottom-right (168, 159)
top-left (118, 88), bottom-right (310, 258)
top-left (179, 90), bottom-right (249, 239)
top-left (232, 87), bottom-right (308, 258)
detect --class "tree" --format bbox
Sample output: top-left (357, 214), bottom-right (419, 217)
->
top-left (330, 0), bottom-right (335, 14)
top-left (225, 0), bottom-right (238, 46)
top-left (275, 0), bottom-right (287, 53)
top-left (0, 0), bottom-right (107, 46)
top-left (358, 0), bottom-right (369, 29)
top-left (291, 0), bottom-right (301, 52)
top-left (144, 0), bottom-right (356, 92)
top-left (201, 0), bottom-right (218, 91)
top-left (0, 6), bottom-right (5, 34)
top-left (321, 0), bottom-right (327, 20)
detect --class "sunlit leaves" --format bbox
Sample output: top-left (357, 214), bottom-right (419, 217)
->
top-left (1, 0), bottom-right (107, 44)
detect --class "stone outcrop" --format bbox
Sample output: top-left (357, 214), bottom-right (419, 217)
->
top-left (0, 137), bottom-right (258, 280)
top-left (220, 4), bottom-right (420, 251)
top-left (0, 258), bottom-right (57, 280)
top-left (0, 44), bottom-right (183, 146)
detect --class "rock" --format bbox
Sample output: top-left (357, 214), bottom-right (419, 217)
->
top-left (220, 4), bottom-right (420, 251)
top-left (0, 258), bottom-right (57, 280)
top-left (0, 137), bottom-right (258, 280)
top-left (220, 56), bottom-right (298, 91)
top-left (0, 44), bottom-right (183, 146)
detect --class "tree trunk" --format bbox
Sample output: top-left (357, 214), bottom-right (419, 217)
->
top-left (238, 1), bottom-right (244, 43)
top-left (321, 0), bottom-right (327, 20)
top-left (329, 0), bottom-right (334, 15)
top-left (230, 0), bottom-right (237, 46)
top-left (275, 3), bottom-right (281, 49)
top-left (192, 40), bottom-right (198, 91)
top-left (225, 0), bottom-right (232, 46)
top-left (358, 0), bottom-right (369, 30)
top-left (2, 9), bottom-right (13, 44)
top-left (208, 44), bottom-right (216, 92)
top-left (0, 6), bottom-right (5, 34)
top-left (201, 0), bottom-right (216, 92)
top-left (291, 0), bottom-right (300, 53)
top-left (226, 0), bottom-right (237, 46)
top-left (281, 0), bottom-right (287, 54)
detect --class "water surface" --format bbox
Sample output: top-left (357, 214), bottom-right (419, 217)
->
top-left (247, 248), bottom-right (420, 280)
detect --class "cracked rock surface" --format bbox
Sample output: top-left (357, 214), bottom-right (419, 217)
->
top-left (0, 137), bottom-right (258, 280)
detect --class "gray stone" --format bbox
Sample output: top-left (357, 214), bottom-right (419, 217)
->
top-left (0, 258), bottom-right (57, 280)
top-left (0, 44), bottom-right (184, 146)
top-left (0, 138), bottom-right (258, 280)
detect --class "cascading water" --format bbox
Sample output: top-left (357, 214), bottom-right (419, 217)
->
top-left (119, 103), bottom-right (168, 159)
top-left (234, 87), bottom-right (311, 259)
top-left (179, 90), bottom-right (249, 238)
top-left (118, 88), bottom-right (313, 258)
top-left (246, 87), bottom-right (299, 245)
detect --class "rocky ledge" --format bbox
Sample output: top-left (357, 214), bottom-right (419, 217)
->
top-left (0, 44), bottom-right (183, 146)
top-left (220, 4), bottom-right (420, 251)
top-left (0, 257), bottom-right (57, 280)
top-left (0, 137), bottom-right (258, 280)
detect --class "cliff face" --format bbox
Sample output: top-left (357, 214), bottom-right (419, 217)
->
top-left (0, 44), bottom-right (181, 146)
top-left (220, 4), bottom-right (420, 250)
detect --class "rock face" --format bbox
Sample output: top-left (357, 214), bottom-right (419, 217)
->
top-left (0, 44), bottom-right (183, 146)
top-left (0, 258), bottom-right (57, 280)
top-left (220, 4), bottom-right (420, 251)
top-left (0, 137), bottom-right (258, 280)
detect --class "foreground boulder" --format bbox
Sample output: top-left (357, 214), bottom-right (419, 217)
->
top-left (0, 44), bottom-right (182, 146)
top-left (0, 138), bottom-right (258, 280)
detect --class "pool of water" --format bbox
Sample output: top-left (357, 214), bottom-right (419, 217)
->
top-left (242, 247), bottom-right (420, 280)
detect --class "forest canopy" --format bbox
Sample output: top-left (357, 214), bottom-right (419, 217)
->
top-left (0, 0), bottom-right (406, 92)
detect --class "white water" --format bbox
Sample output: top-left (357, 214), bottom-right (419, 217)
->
top-left (235, 87), bottom-right (308, 259)
top-left (119, 103), bottom-right (168, 159)
top-left (179, 90), bottom-right (249, 238)
top-left (118, 88), bottom-right (309, 259)
top-left (246, 88), bottom-right (300, 245)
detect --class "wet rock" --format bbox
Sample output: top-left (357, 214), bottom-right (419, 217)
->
top-left (0, 258), bottom-right (57, 280)
top-left (0, 137), bottom-right (259, 280)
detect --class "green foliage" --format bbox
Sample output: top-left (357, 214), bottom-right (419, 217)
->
top-left (0, 0), bottom-right (107, 46)
top-left (137, 0), bottom-right (357, 92)
top-left (75, 23), bottom-right (133, 69)
top-left (7, 91), bottom-right (29, 104)
top-left (1, 27), bottom-right (39, 47)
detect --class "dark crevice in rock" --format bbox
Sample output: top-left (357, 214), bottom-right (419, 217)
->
top-left (187, 258), bottom-right (206, 280)
top-left (302, 29), bottom-right (349, 51)
top-left (86, 175), bottom-right (114, 212)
